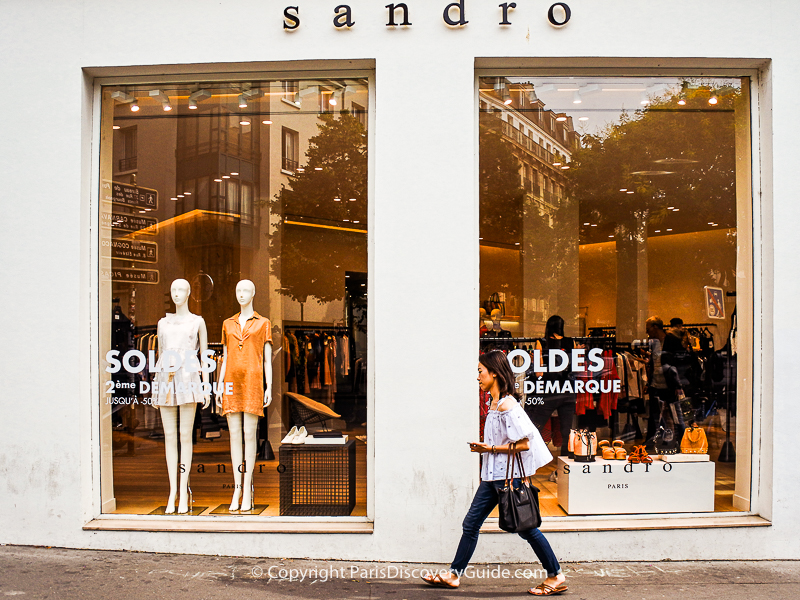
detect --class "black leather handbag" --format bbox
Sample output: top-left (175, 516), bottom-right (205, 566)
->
top-left (497, 443), bottom-right (542, 533)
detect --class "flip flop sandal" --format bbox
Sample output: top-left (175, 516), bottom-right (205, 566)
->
top-left (528, 582), bottom-right (568, 595)
top-left (421, 573), bottom-right (459, 589)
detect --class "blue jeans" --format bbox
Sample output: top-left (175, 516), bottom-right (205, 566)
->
top-left (450, 479), bottom-right (561, 577)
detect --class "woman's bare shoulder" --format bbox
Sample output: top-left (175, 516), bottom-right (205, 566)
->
top-left (498, 396), bottom-right (520, 412)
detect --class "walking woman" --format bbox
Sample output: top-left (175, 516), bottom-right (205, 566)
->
top-left (422, 350), bottom-right (567, 596)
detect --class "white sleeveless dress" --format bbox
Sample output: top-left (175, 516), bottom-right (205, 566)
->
top-left (151, 313), bottom-right (206, 407)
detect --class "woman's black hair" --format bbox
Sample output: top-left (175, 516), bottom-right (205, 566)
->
top-left (478, 350), bottom-right (520, 400)
top-left (544, 315), bottom-right (565, 339)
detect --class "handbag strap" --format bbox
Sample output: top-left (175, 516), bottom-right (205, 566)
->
top-left (503, 442), bottom-right (529, 485)
top-left (504, 442), bottom-right (516, 485)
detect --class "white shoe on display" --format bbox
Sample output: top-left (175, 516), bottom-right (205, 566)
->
top-left (292, 426), bottom-right (308, 444)
top-left (281, 426), bottom-right (298, 444)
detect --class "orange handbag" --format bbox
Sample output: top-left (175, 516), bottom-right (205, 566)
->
top-left (680, 423), bottom-right (709, 454)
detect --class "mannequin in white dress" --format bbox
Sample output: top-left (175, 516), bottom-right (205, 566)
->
top-left (153, 279), bottom-right (211, 514)
top-left (215, 280), bottom-right (273, 512)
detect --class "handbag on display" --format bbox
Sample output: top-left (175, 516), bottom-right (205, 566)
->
top-left (497, 443), bottom-right (542, 533)
top-left (653, 425), bottom-right (679, 455)
top-left (573, 429), bottom-right (597, 462)
top-left (482, 292), bottom-right (506, 318)
top-left (680, 422), bottom-right (709, 454)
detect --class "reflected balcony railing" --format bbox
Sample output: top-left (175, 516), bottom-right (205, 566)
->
top-left (118, 156), bottom-right (137, 171)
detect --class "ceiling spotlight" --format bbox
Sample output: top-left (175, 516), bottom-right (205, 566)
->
top-left (240, 119), bottom-right (251, 126)
top-left (626, 191), bottom-right (634, 194)
top-left (329, 94), bottom-right (338, 106)
top-left (149, 89), bottom-right (172, 112)
top-left (640, 93), bottom-right (650, 105)
top-left (708, 96), bottom-right (718, 105)
top-left (578, 116), bottom-right (589, 121)
top-left (112, 125), bottom-right (120, 130)
top-left (238, 94), bottom-right (248, 108)
top-left (188, 89), bottom-right (211, 110)
top-left (184, 192), bottom-right (191, 195)
top-left (296, 168), bottom-right (305, 172)
top-left (561, 165), bottom-right (570, 170)
top-left (667, 206), bottom-right (675, 209)
top-left (572, 91), bottom-right (582, 104)
top-left (262, 119), bottom-right (273, 125)
top-left (655, 229), bottom-right (661, 233)
top-left (222, 175), bottom-right (231, 179)
top-left (214, 177), bottom-right (223, 182)
top-left (230, 172), bottom-right (239, 176)
top-left (349, 198), bottom-right (357, 202)
top-left (673, 208), bottom-right (680, 211)
top-left (130, 100), bottom-right (140, 112)
top-left (177, 194), bottom-right (184, 198)
top-left (111, 90), bottom-right (135, 104)
top-left (353, 220), bottom-right (360, 224)
top-left (334, 198), bottom-right (341, 202)
top-left (677, 98), bottom-right (686, 106)
top-left (315, 167), bottom-right (323, 171)
top-left (591, 224), bottom-right (597, 227)
top-left (666, 228), bottom-right (673, 231)
top-left (170, 197), bottom-right (178, 201)
top-left (553, 162), bottom-right (562, 167)
top-left (620, 188), bottom-right (627, 192)
top-left (556, 115), bottom-right (567, 122)
top-left (583, 222), bottom-right (590, 226)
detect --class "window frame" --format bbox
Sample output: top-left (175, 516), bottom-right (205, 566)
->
top-left (85, 66), bottom-right (376, 531)
top-left (474, 63), bottom-right (767, 527)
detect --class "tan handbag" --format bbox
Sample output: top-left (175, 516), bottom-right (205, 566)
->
top-left (680, 423), bottom-right (709, 454)
top-left (573, 429), bottom-right (597, 462)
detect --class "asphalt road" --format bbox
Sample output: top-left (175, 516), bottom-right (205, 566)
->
top-left (1, 545), bottom-right (799, 599)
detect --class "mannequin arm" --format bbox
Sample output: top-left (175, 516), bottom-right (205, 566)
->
top-left (263, 341), bottom-right (273, 407)
top-left (198, 319), bottom-right (211, 409)
top-left (215, 345), bottom-right (228, 408)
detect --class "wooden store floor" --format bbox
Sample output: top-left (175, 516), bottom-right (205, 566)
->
top-left (110, 426), bottom-right (367, 517)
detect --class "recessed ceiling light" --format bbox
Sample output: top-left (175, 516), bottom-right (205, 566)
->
top-left (708, 96), bottom-right (718, 105)
top-left (620, 188), bottom-right (627, 192)
top-left (712, 223), bottom-right (719, 226)
top-left (708, 222), bottom-right (714, 225)
top-left (231, 172), bottom-right (239, 176)
top-left (262, 119), bottom-right (273, 125)
top-left (626, 191), bottom-right (634, 194)
top-left (315, 167), bottom-right (323, 171)
top-left (608, 235), bottom-right (614, 238)
top-left (553, 162), bottom-right (561, 166)
top-left (673, 208), bottom-right (680, 211)
top-left (677, 98), bottom-right (686, 106)
top-left (349, 198), bottom-right (356, 202)
top-left (334, 198), bottom-right (341, 202)
top-left (130, 101), bottom-right (139, 112)
top-left (177, 194), bottom-right (184, 198)
top-left (655, 229), bottom-right (661, 233)
top-left (139, 210), bottom-right (147, 213)
top-left (667, 228), bottom-right (673, 231)
top-left (343, 219), bottom-right (350, 222)
top-left (214, 178), bottom-right (223, 182)
top-left (514, 242), bottom-right (520, 245)
top-left (353, 220), bottom-right (360, 223)
top-left (112, 125), bottom-right (120, 130)
top-left (345, 275), bottom-right (350, 278)
top-left (296, 168), bottom-right (305, 172)
top-left (184, 192), bottom-right (191, 195)
top-left (583, 222), bottom-right (590, 226)
top-left (170, 197), bottom-right (177, 201)
top-left (561, 166), bottom-right (569, 170)
top-left (222, 175), bottom-right (230, 179)
top-left (578, 116), bottom-right (589, 121)
top-left (240, 120), bottom-right (250, 126)
top-left (591, 224), bottom-right (597, 227)
top-left (556, 116), bottom-right (567, 122)
top-left (667, 206), bottom-right (675, 209)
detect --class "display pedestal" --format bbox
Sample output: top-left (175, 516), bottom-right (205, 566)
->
top-left (278, 441), bottom-right (356, 516)
top-left (556, 456), bottom-right (715, 515)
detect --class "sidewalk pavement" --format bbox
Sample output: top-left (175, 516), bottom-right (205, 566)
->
top-left (1, 545), bottom-right (799, 599)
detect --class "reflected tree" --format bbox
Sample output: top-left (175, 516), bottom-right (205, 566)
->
top-left (270, 111), bottom-right (367, 311)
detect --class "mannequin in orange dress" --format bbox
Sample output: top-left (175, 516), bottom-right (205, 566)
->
top-left (215, 280), bottom-right (273, 512)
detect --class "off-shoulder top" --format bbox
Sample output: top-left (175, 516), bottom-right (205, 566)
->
top-left (481, 395), bottom-right (553, 481)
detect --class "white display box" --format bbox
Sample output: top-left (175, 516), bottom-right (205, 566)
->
top-left (556, 456), bottom-right (715, 515)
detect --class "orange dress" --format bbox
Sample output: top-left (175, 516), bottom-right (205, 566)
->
top-left (220, 311), bottom-right (273, 417)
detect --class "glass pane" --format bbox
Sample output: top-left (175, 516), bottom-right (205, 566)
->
top-left (479, 76), bottom-right (748, 517)
top-left (99, 79), bottom-right (369, 518)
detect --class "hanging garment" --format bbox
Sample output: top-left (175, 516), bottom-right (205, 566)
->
top-left (598, 349), bottom-right (619, 420)
top-left (151, 313), bottom-right (206, 407)
top-left (220, 311), bottom-right (273, 417)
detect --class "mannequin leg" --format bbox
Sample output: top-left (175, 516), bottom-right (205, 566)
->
top-left (159, 406), bottom-right (179, 514)
top-left (241, 413), bottom-right (260, 511)
top-left (177, 403), bottom-right (197, 514)
top-left (226, 412), bottom-right (244, 510)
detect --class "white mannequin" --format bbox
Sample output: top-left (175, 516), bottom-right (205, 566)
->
top-left (491, 308), bottom-right (503, 331)
top-left (215, 279), bottom-right (272, 511)
top-left (158, 279), bottom-right (211, 514)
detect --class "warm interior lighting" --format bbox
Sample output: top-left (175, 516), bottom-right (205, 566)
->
top-left (112, 125), bottom-right (120, 130)
top-left (334, 198), bottom-right (341, 202)
top-left (620, 188), bottom-right (627, 192)
top-left (349, 198), bottom-right (357, 202)
top-left (163, 104), bottom-right (172, 112)
top-left (130, 101), bottom-right (139, 112)
top-left (556, 116), bottom-right (567, 122)
top-left (170, 197), bottom-right (178, 201)
top-left (230, 172), bottom-right (239, 176)
top-left (708, 96), bottom-right (718, 105)
top-left (262, 120), bottom-right (272, 125)
top-left (677, 98), bottom-right (686, 106)
top-left (553, 162), bottom-right (562, 166)
top-left (561, 166), bottom-right (570, 170)
top-left (626, 191), bottom-right (634, 194)
top-left (578, 116), bottom-right (589, 121)
top-left (222, 175), bottom-right (230, 179)
top-left (214, 178), bottom-right (223, 182)
top-left (240, 120), bottom-right (250, 126)
top-left (329, 97), bottom-right (338, 106)
top-left (583, 222), bottom-right (590, 226)
top-left (177, 195), bottom-right (184, 198)
top-left (315, 167), bottom-right (323, 171)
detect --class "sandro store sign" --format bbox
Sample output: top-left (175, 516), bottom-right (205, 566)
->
top-left (283, 1), bottom-right (571, 29)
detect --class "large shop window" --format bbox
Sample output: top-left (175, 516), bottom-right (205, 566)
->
top-left (479, 76), bottom-right (753, 517)
top-left (98, 79), bottom-right (369, 519)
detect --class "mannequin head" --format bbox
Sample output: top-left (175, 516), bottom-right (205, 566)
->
top-left (490, 308), bottom-right (502, 322)
top-left (479, 308), bottom-right (487, 321)
top-left (170, 279), bottom-right (191, 307)
top-left (236, 279), bottom-right (256, 307)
